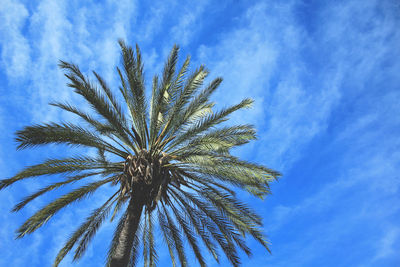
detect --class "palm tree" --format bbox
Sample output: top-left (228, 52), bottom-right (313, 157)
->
top-left (1, 40), bottom-right (280, 267)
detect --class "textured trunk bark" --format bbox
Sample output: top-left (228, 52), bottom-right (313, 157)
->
top-left (109, 195), bottom-right (144, 267)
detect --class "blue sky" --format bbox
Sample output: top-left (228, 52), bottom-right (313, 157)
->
top-left (0, 0), bottom-right (399, 266)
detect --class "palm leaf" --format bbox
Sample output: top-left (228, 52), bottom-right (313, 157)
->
top-left (15, 123), bottom-right (127, 157)
top-left (17, 176), bottom-right (115, 238)
top-left (59, 61), bottom-right (135, 151)
top-left (118, 40), bottom-right (147, 145)
top-left (0, 156), bottom-right (119, 190)
top-left (166, 98), bottom-right (254, 152)
top-left (12, 171), bottom-right (105, 212)
top-left (149, 45), bottom-right (179, 149)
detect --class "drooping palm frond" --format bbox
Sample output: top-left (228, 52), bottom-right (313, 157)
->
top-left (49, 102), bottom-right (110, 132)
top-left (15, 123), bottom-right (128, 157)
top-left (17, 176), bottom-right (116, 238)
top-left (0, 156), bottom-right (120, 190)
top-left (12, 171), bottom-right (105, 212)
top-left (141, 210), bottom-right (158, 267)
top-left (169, 199), bottom-right (206, 267)
top-left (53, 191), bottom-right (119, 267)
top-left (1, 41), bottom-right (280, 267)
top-left (72, 192), bottom-right (118, 261)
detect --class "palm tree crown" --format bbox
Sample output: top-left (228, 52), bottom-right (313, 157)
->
top-left (1, 40), bottom-right (280, 267)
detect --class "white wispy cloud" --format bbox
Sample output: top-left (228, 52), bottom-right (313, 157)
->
top-left (259, 0), bottom-right (400, 265)
top-left (0, 0), bottom-right (31, 79)
top-left (170, 0), bottom-right (209, 46)
top-left (134, 0), bottom-right (171, 43)
top-left (195, 1), bottom-right (341, 169)
top-left (373, 227), bottom-right (400, 261)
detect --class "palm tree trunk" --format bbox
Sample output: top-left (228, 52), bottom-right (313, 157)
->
top-left (109, 195), bottom-right (144, 267)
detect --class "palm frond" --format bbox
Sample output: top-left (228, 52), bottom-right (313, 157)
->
top-left (176, 154), bottom-right (279, 198)
top-left (12, 171), bottom-right (105, 212)
top-left (15, 122), bottom-right (127, 157)
top-left (0, 156), bottom-right (119, 190)
top-left (171, 125), bottom-right (257, 156)
top-left (118, 40), bottom-right (147, 146)
top-left (200, 187), bottom-right (262, 226)
top-left (179, 170), bottom-right (237, 196)
top-left (50, 102), bottom-right (110, 132)
top-left (168, 55), bottom-right (191, 108)
top-left (53, 191), bottom-right (118, 267)
top-left (59, 60), bottom-right (135, 151)
top-left (169, 201), bottom-right (206, 267)
top-left (165, 77), bottom-right (222, 141)
top-left (143, 213), bottom-right (148, 266)
top-left (73, 194), bottom-right (119, 261)
top-left (162, 203), bottom-right (188, 267)
top-left (155, 66), bottom-right (208, 148)
top-left (149, 45), bottom-right (179, 149)
top-left (157, 207), bottom-right (177, 267)
top-left (179, 183), bottom-right (256, 257)
top-left (172, 188), bottom-right (241, 266)
top-left (166, 98), bottom-right (254, 152)
top-left (17, 176), bottom-right (115, 238)
top-left (93, 71), bottom-right (126, 122)
top-left (110, 196), bottom-right (128, 222)
top-left (169, 189), bottom-right (220, 263)
top-left (146, 211), bottom-right (157, 267)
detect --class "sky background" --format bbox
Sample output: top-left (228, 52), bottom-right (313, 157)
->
top-left (0, 0), bottom-right (399, 266)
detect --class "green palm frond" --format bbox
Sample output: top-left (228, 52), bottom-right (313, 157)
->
top-left (73, 194), bottom-right (119, 261)
top-left (12, 171), bottom-right (105, 212)
top-left (170, 124), bottom-right (257, 156)
top-left (0, 156), bottom-right (120, 190)
top-left (93, 71), bottom-right (126, 121)
top-left (168, 55), bottom-right (191, 107)
top-left (117, 40), bottom-right (148, 145)
top-left (59, 61), bottom-right (135, 151)
top-left (173, 188), bottom-right (241, 266)
top-left (53, 191), bottom-right (119, 267)
top-left (166, 98), bottom-right (254, 152)
top-left (163, 202), bottom-right (188, 267)
top-left (169, 201), bottom-right (206, 267)
top-left (157, 207), bottom-right (177, 267)
top-left (15, 122), bottom-right (128, 157)
top-left (169, 189), bottom-right (220, 263)
top-left (149, 45), bottom-right (179, 150)
top-left (2, 41), bottom-right (280, 267)
top-left (155, 65), bottom-right (208, 147)
top-left (17, 176), bottom-right (115, 238)
top-left (50, 102), bottom-right (110, 131)
top-left (146, 211), bottom-right (157, 267)
top-left (110, 195), bottom-right (128, 222)
top-left (163, 76), bottom-right (221, 142)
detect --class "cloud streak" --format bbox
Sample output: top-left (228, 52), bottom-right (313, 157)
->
top-left (0, 0), bottom-right (31, 79)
